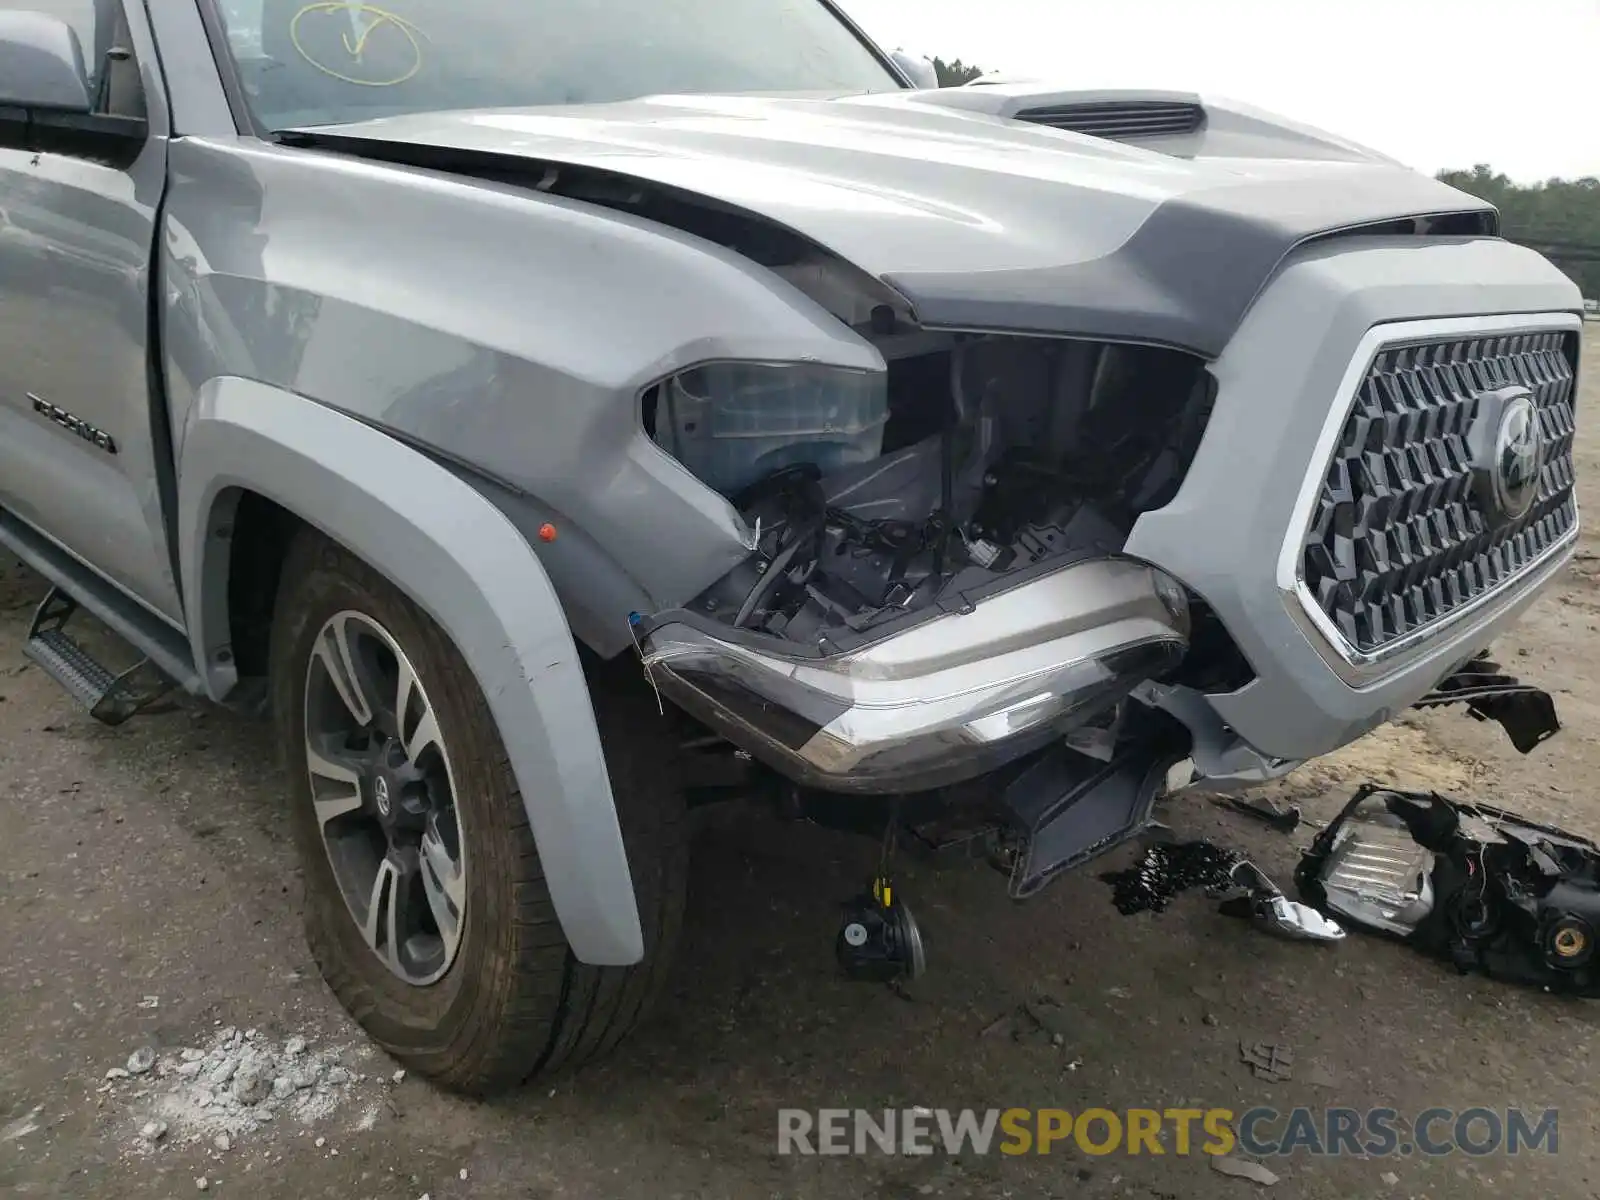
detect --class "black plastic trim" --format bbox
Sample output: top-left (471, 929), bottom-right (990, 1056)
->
top-left (1015, 100), bottom-right (1206, 140)
top-left (145, 186), bottom-right (186, 611)
top-left (0, 107), bottom-right (147, 167)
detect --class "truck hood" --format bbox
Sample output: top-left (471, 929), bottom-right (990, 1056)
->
top-left (286, 89), bottom-right (1496, 356)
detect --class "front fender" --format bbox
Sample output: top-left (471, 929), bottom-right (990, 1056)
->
top-left (176, 376), bottom-right (642, 966)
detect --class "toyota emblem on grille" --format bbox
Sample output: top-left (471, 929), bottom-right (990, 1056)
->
top-left (1469, 388), bottom-right (1545, 527)
top-left (1491, 396), bottom-right (1544, 522)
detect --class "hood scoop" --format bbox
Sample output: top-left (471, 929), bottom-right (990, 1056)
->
top-left (1013, 100), bottom-right (1205, 141)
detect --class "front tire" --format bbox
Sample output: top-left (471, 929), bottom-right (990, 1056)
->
top-left (269, 530), bottom-right (686, 1093)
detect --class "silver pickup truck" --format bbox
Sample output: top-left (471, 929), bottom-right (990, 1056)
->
top-left (0, 0), bottom-right (1583, 1093)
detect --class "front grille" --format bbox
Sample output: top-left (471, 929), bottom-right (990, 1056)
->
top-left (1014, 101), bottom-right (1204, 140)
top-left (1301, 329), bottom-right (1578, 655)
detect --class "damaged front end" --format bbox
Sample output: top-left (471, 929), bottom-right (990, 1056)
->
top-left (634, 333), bottom-right (1219, 798)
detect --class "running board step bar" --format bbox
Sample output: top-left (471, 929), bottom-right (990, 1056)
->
top-left (0, 505), bottom-right (202, 708)
top-left (24, 588), bottom-right (175, 725)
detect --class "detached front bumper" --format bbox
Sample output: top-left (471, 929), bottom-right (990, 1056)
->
top-left (639, 557), bottom-right (1188, 793)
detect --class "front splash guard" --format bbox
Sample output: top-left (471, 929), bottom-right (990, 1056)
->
top-left (999, 734), bottom-right (1187, 900)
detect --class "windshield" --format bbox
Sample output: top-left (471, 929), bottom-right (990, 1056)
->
top-left (213, 0), bottom-right (903, 130)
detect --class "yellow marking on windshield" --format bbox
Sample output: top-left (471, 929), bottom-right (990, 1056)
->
top-left (290, 2), bottom-right (424, 87)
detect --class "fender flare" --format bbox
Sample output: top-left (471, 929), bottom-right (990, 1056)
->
top-left (175, 377), bottom-right (643, 966)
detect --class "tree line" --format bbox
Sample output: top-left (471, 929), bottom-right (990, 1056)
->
top-left (930, 57), bottom-right (985, 87)
top-left (1437, 167), bottom-right (1600, 300)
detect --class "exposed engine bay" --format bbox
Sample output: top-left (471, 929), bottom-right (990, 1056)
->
top-left (646, 327), bottom-right (1215, 655)
top-left (631, 278), bottom-right (1261, 799)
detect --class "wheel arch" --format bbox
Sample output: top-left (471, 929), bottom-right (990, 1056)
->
top-left (175, 376), bottom-right (645, 966)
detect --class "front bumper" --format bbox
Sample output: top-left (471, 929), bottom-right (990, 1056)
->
top-left (1126, 234), bottom-right (1582, 764)
top-left (639, 557), bottom-right (1188, 793)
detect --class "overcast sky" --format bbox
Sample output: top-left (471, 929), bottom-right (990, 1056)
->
top-left (838, 0), bottom-right (1600, 183)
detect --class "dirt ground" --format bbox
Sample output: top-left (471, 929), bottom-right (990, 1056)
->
top-left (3, 330), bottom-right (1598, 1200)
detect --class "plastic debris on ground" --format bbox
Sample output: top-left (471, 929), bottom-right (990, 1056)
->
top-left (1210, 1155), bottom-right (1281, 1185)
top-left (1412, 656), bottom-right (1561, 754)
top-left (1239, 1039), bottom-right (1294, 1082)
top-left (1, 1106), bottom-right (43, 1143)
top-left (1297, 784), bottom-right (1600, 996)
top-left (1217, 861), bottom-right (1346, 943)
top-left (1221, 795), bottom-right (1302, 833)
top-left (1100, 840), bottom-right (1344, 943)
top-left (1102, 841), bottom-right (1240, 915)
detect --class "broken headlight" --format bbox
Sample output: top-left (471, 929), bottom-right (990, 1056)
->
top-left (649, 361), bottom-right (889, 497)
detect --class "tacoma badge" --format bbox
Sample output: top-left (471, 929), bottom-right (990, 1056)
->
top-left (29, 394), bottom-right (119, 455)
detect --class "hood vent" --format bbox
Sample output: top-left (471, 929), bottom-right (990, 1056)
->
top-left (1014, 100), bottom-right (1205, 141)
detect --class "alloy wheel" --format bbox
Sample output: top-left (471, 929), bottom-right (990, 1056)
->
top-left (302, 611), bottom-right (467, 985)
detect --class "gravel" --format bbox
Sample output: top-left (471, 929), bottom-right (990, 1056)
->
top-left (106, 1027), bottom-right (370, 1150)
top-left (232, 1066), bottom-right (271, 1106)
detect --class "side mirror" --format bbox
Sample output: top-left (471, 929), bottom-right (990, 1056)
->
top-left (0, 10), bottom-right (92, 112)
top-left (888, 50), bottom-right (939, 91)
top-left (0, 10), bottom-right (146, 165)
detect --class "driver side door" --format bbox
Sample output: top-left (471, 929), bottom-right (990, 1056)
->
top-left (0, 0), bottom-right (182, 622)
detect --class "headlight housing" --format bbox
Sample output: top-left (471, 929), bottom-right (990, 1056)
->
top-left (649, 361), bottom-right (888, 496)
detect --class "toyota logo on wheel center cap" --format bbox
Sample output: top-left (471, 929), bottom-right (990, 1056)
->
top-left (374, 776), bottom-right (392, 818)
